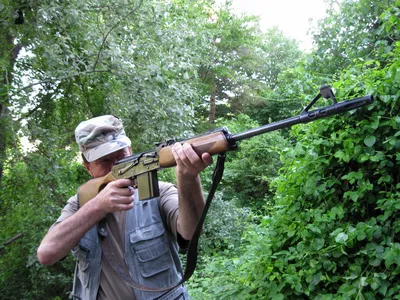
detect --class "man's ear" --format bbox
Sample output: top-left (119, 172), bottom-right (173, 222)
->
top-left (83, 162), bottom-right (93, 177)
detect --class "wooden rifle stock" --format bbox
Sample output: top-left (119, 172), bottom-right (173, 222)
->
top-left (158, 130), bottom-right (236, 167)
top-left (78, 172), bottom-right (117, 207)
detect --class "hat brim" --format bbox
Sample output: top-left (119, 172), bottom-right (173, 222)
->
top-left (83, 135), bottom-right (132, 162)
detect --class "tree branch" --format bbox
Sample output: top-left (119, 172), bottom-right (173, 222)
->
top-left (92, 0), bottom-right (144, 71)
top-left (17, 69), bottom-right (111, 92)
top-left (2, 233), bottom-right (24, 246)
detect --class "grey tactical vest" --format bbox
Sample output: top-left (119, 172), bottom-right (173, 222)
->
top-left (70, 194), bottom-right (188, 300)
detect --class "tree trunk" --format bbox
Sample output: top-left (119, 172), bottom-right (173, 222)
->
top-left (209, 80), bottom-right (216, 124)
top-left (0, 34), bottom-right (22, 187)
top-left (0, 102), bottom-right (6, 187)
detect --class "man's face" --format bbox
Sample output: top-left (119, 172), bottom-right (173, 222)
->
top-left (84, 147), bottom-right (132, 178)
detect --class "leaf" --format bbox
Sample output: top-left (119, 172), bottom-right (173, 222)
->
top-left (334, 150), bottom-right (350, 162)
top-left (383, 247), bottom-right (400, 268)
top-left (313, 238), bottom-right (325, 251)
top-left (364, 135), bottom-right (376, 147)
top-left (370, 118), bottom-right (380, 129)
top-left (310, 272), bottom-right (323, 286)
top-left (341, 171), bottom-right (363, 184)
top-left (344, 191), bottom-right (360, 202)
top-left (371, 279), bottom-right (380, 290)
top-left (335, 232), bottom-right (349, 244)
top-left (338, 283), bottom-right (357, 295)
top-left (369, 258), bottom-right (381, 267)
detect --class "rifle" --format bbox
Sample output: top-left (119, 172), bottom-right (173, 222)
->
top-left (76, 85), bottom-right (373, 292)
top-left (78, 85), bottom-right (373, 206)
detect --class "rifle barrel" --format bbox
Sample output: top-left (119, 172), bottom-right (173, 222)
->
top-left (231, 95), bottom-right (373, 142)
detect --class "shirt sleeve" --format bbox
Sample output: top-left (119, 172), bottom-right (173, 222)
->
top-left (158, 182), bottom-right (189, 249)
top-left (158, 182), bottom-right (179, 234)
top-left (49, 194), bottom-right (79, 230)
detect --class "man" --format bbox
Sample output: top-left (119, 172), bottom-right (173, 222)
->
top-left (37, 115), bottom-right (213, 299)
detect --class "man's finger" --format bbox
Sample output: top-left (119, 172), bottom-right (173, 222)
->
top-left (201, 152), bottom-right (213, 166)
top-left (113, 178), bottom-right (135, 188)
top-left (182, 143), bottom-right (204, 168)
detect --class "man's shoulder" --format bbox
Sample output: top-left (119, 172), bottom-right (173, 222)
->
top-left (50, 194), bottom-right (79, 229)
top-left (60, 194), bottom-right (79, 216)
top-left (68, 194), bottom-right (79, 203)
top-left (66, 194), bottom-right (79, 208)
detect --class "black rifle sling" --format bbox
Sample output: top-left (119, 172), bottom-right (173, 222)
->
top-left (101, 153), bottom-right (227, 293)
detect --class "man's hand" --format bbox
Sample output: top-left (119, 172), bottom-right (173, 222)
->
top-left (171, 142), bottom-right (213, 180)
top-left (94, 178), bottom-right (135, 215)
top-left (37, 178), bottom-right (135, 265)
top-left (171, 142), bottom-right (213, 240)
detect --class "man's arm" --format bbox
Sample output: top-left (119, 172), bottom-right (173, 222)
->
top-left (171, 142), bottom-right (212, 241)
top-left (37, 179), bottom-right (134, 265)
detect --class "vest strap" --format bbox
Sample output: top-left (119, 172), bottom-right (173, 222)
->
top-left (101, 153), bottom-right (226, 294)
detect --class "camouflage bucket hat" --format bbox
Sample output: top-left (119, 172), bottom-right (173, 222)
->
top-left (75, 115), bottom-right (131, 162)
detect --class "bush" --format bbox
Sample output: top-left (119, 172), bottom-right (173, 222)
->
top-left (188, 35), bottom-right (400, 299)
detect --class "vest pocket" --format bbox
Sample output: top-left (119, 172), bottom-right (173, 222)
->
top-left (77, 237), bottom-right (95, 288)
top-left (161, 285), bottom-right (189, 300)
top-left (77, 245), bottom-right (90, 271)
top-left (130, 222), bottom-right (174, 278)
top-left (136, 239), bottom-right (172, 277)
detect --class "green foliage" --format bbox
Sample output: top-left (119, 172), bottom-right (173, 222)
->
top-left (199, 114), bottom-right (287, 210)
top-left (189, 3), bottom-right (400, 299)
top-left (1, 0), bottom-right (399, 299)
top-left (199, 192), bottom-right (252, 255)
top-left (195, 2), bottom-right (268, 124)
top-left (200, 25), bottom-right (305, 125)
top-left (187, 195), bottom-right (254, 299)
top-left (226, 27), bottom-right (305, 125)
top-left (3, 0), bottom-right (217, 158)
top-left (0, 150), bottom-right (87, 299)
top-left (310, 0), bottom-right (398, 76)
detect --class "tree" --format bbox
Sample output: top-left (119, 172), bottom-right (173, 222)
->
top-left (0, 0), bottom-right (32, 187)
top-left (197, 2), bottom-right (264, 124)
top-left (309, 0), bottom-right (398, 76)
top-left (0, 0), bottom-right (224, 298)
top-left (227, 27), bottom-right (304, 125)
